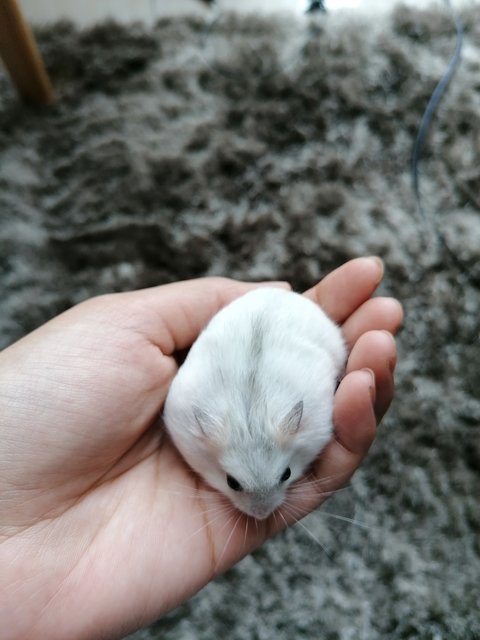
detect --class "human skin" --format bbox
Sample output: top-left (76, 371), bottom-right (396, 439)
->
top-left (0, 257), bottom-right (403, 640)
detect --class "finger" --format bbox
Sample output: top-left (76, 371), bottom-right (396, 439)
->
top-left (127, 278), bottom-right (291, 354)
top-left (341, 297), bottom-right (404, 350)
top-left (314, 369), bottom-right (377, 493)
top-left (277, 369), bottom-right (377, 525)
top-left (303, 256), bottom-right (384, 323)
top-left (346, 330), bottom-right (397, 422)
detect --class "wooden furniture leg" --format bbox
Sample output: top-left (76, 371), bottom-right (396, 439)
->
top-left (0, 0), bottom-right (54, 104)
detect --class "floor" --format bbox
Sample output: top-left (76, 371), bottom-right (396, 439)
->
top-left (18, 0), bottom-right (453, 27)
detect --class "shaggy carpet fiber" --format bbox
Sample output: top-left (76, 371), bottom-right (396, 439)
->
top-left (1, 3), bottom-right (479, 639)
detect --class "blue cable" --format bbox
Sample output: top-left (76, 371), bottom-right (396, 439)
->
top-left (411, 0), bottom-right (464, 218)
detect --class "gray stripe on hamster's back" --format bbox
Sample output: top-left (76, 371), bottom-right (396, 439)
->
top-left (244, 311), bottom-right (267, 436)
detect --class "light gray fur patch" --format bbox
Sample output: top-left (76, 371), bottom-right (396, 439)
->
top-left (243, 312), bottom-right (267, 436)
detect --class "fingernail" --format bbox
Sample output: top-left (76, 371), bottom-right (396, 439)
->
top-left (387, 356), bottom-right (396, 373)
top-left (380, 331), bottom-right (397, 372)
top-left (383, 299), bottom-right (404, 329)
top-left (368, 256), bottom-right (384, 282)
top-left (361, 368), bottom-right (376, 403)
top-left (381, 329), bottom-right (395, 343)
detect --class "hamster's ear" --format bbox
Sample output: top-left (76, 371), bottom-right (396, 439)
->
top-left (193, 406), bottom-right (211, 436)
top-left (193, 406), bottom-right (225, 447)
top-left (279, 401), bottom-right (303, 435)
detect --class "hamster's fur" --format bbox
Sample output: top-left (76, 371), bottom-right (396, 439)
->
top-left (163, 288), bottom-right (346, 520)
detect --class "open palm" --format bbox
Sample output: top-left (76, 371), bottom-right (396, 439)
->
top-left (0, 258), bottom-right (402, 640)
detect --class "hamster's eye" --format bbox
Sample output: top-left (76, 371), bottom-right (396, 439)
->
top-left (226, 474), bottom-right (243, 492)
top-left (280, 467), bottom-right (291, 483)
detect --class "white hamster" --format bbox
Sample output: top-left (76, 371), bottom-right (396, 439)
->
top-left (163, 287), bottom-right (346, 520)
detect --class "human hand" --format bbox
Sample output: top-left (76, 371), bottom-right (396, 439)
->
top-left (0, 257), bottom-right (402, 640)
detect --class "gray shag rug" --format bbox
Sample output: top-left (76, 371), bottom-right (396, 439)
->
top-left (1, 4), bottom-right (479, 639)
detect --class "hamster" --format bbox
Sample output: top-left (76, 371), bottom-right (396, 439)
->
top-left (163, 287), bottom-right (346, 520)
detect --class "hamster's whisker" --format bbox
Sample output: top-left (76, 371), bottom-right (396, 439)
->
top-left (168, 481), bottom-right (219, 498)
top-left (294, 482), bottom-right (352, 495)
top-left (294, 476), bottom-right (339, 489)
top-left (296, 474), bottom-right (334, 487)
top-left (183, 506), bottom-right (233, 544)
top-left (281, 498), bottom-right (307, 521)
top-left (217, 509), bottom-right (241, 538)
top-left (215, 512), bottom-right (243, 573)
top-left (207, 511), bottom-right (239, 555)
top-left (288, 485), bottom-right (334, 499)
top-left (284, 495), bottom-right (377, 535)
top-left (158, 488), bottom-right (231, 520)
top-left (280, 504), bottom-right (332, 557)
top-left (272, 510), bottom-right (279, 530)
top-left (287, 485), bottom-right (352, 508)
top-left (197, 503), bottom-right (233, 521)
top-left (277, 509), bottom-right (289, 531)
top-left (318, 511), bottom-right (377, 532)
top-left (157, 489), bottom-right (216, 501)
top-left (243, 516), bottom-right (249, 549)
top-left (297, 471), bottom-right (353, 487)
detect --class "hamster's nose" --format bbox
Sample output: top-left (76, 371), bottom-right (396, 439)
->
top-left (248, 505), bottom-right (273, 520)
top-left (251, 511), bottom-right (270, 521)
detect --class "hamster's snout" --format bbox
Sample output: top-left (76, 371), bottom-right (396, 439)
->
top-left (246, 505), bottom-right (273, 521)
top-left (233, 489), bottom-right (284, 520)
